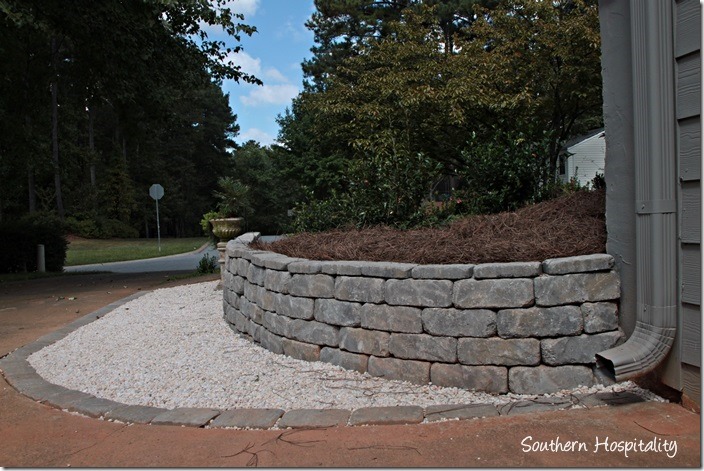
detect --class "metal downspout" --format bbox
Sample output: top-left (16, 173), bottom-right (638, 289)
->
top-left (595, 0), bottom-right (678, 382)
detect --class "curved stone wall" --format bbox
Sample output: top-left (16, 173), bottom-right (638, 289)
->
top-left (222, 234), bottom-right (624, 395)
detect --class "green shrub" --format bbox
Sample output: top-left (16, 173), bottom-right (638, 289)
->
top-left (0, 212), bottom-right (68, 273)
top-left (196, 253), bottom-right (218, 274)
top-left (65, 215), bottom-right (139, 239)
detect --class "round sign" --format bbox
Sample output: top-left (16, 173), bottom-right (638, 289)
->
top-left (149, 184), bottom-right (164, 201)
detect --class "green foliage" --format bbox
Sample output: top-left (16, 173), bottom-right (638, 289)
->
top-left (213, 177), bottom-right (253, 218)
top-left (229, 141), bottom-right (296, 234)
top-left (0, 212), bottom-right (67, 273)
top-left (281, 0), bottom-right (603, 232)
top-left (0, 1), bottom-right (259, 237)
top-left (457, 130), bottom-right (554, 214)
top-left (65, 215), bottom-right (139, 239)
top-left (196, 253), bottom-right (218, 274)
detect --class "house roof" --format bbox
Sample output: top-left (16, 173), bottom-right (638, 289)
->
top-left (561, 127), bottom-right (605, 151)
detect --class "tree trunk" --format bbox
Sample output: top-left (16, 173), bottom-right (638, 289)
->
top-left (88, 104), bottom-right (96, 187)
top-left (50, 36), bottom-right (65, 219)
top-left (27, 168), bottom-right (36, 213)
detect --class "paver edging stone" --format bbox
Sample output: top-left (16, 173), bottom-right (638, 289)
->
top-left (0, 286), bottom-right (642, 430)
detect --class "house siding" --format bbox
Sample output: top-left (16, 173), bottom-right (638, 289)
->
top-left (675, 0), bottom-right (701, 405)
top-left (564, 132), bottom-right (606, 186)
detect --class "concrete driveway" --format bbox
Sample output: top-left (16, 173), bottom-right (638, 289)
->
top-left (63, 245), bottom-right (220, 274)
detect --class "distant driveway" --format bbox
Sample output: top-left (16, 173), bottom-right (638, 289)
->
top-left (62, 235), bottom-right (283, 274)
top-left (63, 245), bottom-right (220, 274)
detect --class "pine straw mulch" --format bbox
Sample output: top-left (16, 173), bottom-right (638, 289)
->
top-left (251, 189), bottom-right (606, 264)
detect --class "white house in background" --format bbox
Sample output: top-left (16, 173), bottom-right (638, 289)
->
top-left (557, 128), bottom-right (605, 186)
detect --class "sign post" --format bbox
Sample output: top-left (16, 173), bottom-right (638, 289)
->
top-left (149, 184), bottom-right (164, 252)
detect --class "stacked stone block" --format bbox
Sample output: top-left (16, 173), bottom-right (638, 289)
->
top-left (223, 235), bottom-right (623, 395)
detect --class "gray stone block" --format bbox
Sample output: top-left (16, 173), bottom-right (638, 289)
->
top-left (260, 329), bottom-right (284, 354)
top-left (233, 232), bottom-right (260, 245)
top-left (424, 403), bottom-right (499, 421)
top-left (367, 356), bottom-right (430, 384)
top-left (473, 262), bottom-right (541, 279)
top-left (242, 251), bottom-right (269, 264)
top-left (105, 405), bottom-right (168, 424)
top-left (278, 409), bottom-right (350, 428)
top-left (210, 408), bottom-right (285, 429)
top-left (339, 327), bottom-right (390, 356)
top-left (151, 408), bottom-right (220, 427)
top-left (335, 277), bottom-right (385, 303)
top-left (320, 347), bottom-right (369, 373)
top-left (534, 272), bottom-right (620, 306)
top-left (458, 338), bottom-right (540, 366)
top-left (541, 331), bottom-right (624, 365)
top-left (508, 365), bottom-right (595, 394)
top-left (360, 262), bottom-right (417, 278)
top-left (582, 302), bottom-right (619, 333)
top-left (243, 281), bottom-right (260, 305)
top-left (287, 260), bottom-right (323, 274)
top-left (274, 294), bottom-right (315, 320)
top-left (250, 252), bottom-right (298, 270)
top-left (497, 398), bottom-right (574, 416)
top-left (240, 298), bottom-right (264, 324)
top-left (41, 387), bottom-right (95, 411)
top-left (389, 333), bottom-right (457, 362)
top-left (542, 254), bottom-right (614, 275)
top-left (314, 299), bottom-right (362, 327)
top-left (246, 264), bottom-right (266, 286)
top-left (230, 276), bottom-right (245, 295)
top-left (64, 396), bottom-right (124, 418)
top-left (288, 274), bottom-right (335, 298)
top-left (282, 338), bottom-right (322, 362)
top-left (290, 319), bottom-right (340, 346)
top-left (236, 258), bottom-right (250, 277)
top-left (430, 364), bottom-right (507, 393)
top-left (574, 391), bottom-right (645, 408)
top-left (263, 311), bottom-right (292, 337)
top-left (258, 288), bottom-right (277, 312)
top-left (361, 304), bottom-right (422, 333)
top-left (319, 260), bottom-right (368, 276)
top-left (421, 308), bottom-right (496, 337)
top-left (411, 264), bottom-right (474, 280)
top-left (385, 279), bottom-right (453, 307)
top-left (497, 305), bottom-right (583, 338)
top-left (264, 270), bottom-right (291, 294)
top-left (453, 279), bottom-right (534, 309)
top-left (349, 406), bottom-right (424, 426)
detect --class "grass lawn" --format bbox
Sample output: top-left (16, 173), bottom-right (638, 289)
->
top-left (65, 237), bottom-right (210, 266)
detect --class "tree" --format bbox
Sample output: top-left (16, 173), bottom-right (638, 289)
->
top-left (0, 0), bottom-right (260, 236)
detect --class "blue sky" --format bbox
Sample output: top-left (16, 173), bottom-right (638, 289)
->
top-left (206, 0), bottom-right (316, 146)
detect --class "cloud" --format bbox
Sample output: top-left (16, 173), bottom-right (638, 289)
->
top-left (237, 128), bottom-right (276, 145)
top-left (264, 67), bottom-right (289, 83)
top-left (275, 18), bottom-right (312, 43)
top-left (240, 84), bottom-right (299, 106)
top-left (225, 51), bottom-right (289, 85)
top-left (198, 0), bottom-right (260, 36)
top-left (220, 0), bottom-right (259, 17)
top-left (228, 50), bottom-right (261, 77)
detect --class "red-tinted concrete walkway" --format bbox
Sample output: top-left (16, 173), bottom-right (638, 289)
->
top-left (0, 272), bottom-right (700, 467)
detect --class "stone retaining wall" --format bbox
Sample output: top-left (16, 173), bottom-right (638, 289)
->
top-left (222, 234), bottom-right (624, 395)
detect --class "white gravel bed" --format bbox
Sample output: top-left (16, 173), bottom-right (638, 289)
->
top-left (27, 281), bottom-right (665, 411)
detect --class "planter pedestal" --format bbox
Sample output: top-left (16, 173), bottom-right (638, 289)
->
top-left (210, 218), bottom-right (244, 285)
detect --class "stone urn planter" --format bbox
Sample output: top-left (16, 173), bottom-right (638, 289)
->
top-left (210, 217), bottom-right (243, 278)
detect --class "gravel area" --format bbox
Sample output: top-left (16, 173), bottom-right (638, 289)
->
top-left (28, 281), bottom-right (665, 411)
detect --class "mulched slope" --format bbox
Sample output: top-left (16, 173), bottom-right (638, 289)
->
top-left (252, 189), bottom-right (606, 264)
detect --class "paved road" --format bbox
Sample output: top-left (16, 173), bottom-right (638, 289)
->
top-left (63, 236), bottom-right (283, 274)
top-left (64, 245), bottom-right (220, 274)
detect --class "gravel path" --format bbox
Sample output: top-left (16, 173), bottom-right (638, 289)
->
top-left (28, 281), bottom-right (665, 411)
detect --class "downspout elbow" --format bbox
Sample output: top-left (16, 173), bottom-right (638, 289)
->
top-left (595, 313), bottom-right (676, 382)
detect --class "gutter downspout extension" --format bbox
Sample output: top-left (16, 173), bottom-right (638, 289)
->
top-left (595, 0), bottom-right (678, 382)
